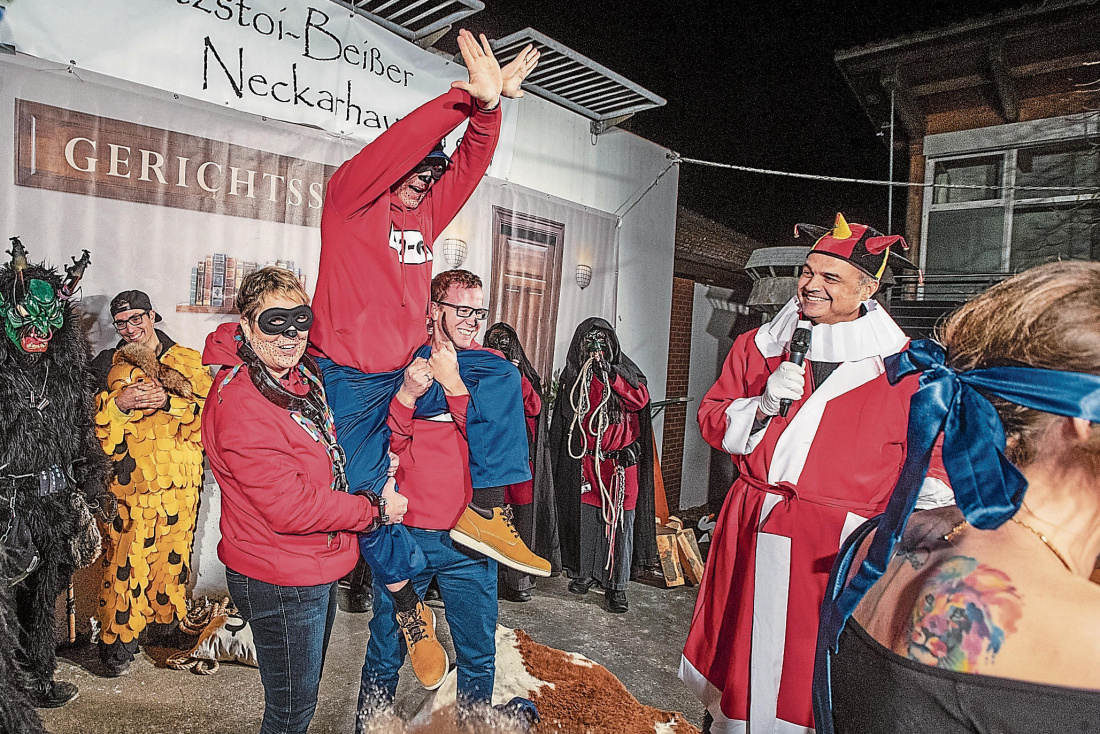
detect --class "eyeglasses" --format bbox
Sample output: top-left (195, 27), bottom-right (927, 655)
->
top-left (112, 311), bottom-right (149, 331)
top-left (433, 301), bottom-right (488, 321)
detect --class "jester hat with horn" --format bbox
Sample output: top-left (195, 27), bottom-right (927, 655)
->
top-left (794, 213), bottom-right (916, 280)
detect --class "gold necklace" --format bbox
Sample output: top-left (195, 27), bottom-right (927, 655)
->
top-left (1010, 516), bottom-right (1073, 573)
top-left (944, 521), bottom-right (968, 543)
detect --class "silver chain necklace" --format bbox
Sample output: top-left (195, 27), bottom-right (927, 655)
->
top-left (19, 361), bottom-right (50, 412)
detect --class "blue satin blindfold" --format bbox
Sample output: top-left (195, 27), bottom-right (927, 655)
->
top-left (813, 339), bottom-right (1100, 733)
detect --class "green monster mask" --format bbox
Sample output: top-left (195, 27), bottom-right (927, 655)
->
top-left (2, 278), bottom-right (64, 353)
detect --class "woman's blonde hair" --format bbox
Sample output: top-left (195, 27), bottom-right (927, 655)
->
top-left (236, 266), bottom-right (309, 323)
top-left (936, 260), bottom-right (1100, 471)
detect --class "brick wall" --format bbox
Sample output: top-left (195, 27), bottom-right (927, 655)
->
top-left (660, 277), bottom-right (695, 511)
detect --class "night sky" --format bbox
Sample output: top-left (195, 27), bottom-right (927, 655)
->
top-left (441, 1), bottom-right (1031, 245)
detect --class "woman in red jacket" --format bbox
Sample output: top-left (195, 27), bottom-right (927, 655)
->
top-left (201, 267), bottom-right (406, 734)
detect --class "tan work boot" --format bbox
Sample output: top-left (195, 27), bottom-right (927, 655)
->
top-left (396, 602), bottom-right (449, 690)
top-left (449, 506), bottom-right (552, 577)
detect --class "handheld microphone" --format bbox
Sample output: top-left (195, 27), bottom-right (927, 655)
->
top-left (778, 326), bottom-right (811, 417)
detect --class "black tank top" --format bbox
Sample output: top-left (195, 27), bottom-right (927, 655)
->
top-left (832, 619), bottom-right (1100, 733)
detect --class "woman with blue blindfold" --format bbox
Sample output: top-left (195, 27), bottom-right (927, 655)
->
top-left (815, 260), bottom-right (1100, 733)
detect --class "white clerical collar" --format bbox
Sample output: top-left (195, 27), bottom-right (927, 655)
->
top-left (755, 297), bottom-right (909, 362)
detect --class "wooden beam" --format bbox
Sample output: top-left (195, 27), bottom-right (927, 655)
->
top-left (1013, 51), bottom-right (1100, 78)
top-left (988, 41), bottom-right (1019, 123)
top-left (880, 71), bottom-right (926, 138)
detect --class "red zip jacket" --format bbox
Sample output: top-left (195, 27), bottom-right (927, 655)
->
top-left (310, 90), bottom-right (502, 374)
top-left (201, 323), bottom-right (380, 587)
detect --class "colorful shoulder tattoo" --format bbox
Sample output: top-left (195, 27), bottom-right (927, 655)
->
top-left (907, 555), bottom-right (1023, 672)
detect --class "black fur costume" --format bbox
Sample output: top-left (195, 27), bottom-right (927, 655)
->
top-left (0, 255), bottom-right (111, 715)
top-left (0, 549), bottom-right (47, 734)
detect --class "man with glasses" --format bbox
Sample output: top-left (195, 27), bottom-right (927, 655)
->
top-left (89, 291), bottom-right (211, 677)
top-left (362, 269), bottom-right (539, 714)
top-left (308, 30), bottom-right (548, 703)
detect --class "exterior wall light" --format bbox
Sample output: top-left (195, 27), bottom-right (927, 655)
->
top-left (575, 263), bottom-right (593, 289)
top-left (442, 238), bottom-right (467, 269)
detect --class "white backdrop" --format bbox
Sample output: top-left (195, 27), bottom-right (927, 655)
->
top-left (440, 178), bottom-right (620, 381)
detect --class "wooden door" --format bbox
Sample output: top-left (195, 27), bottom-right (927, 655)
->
top-left (490, 207), bottom-right (565, 382)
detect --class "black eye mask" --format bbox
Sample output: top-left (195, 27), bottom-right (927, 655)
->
top-left (414, 160), bottom-right (448, 182)
top-left (257, 305), bottom-right (313, 338)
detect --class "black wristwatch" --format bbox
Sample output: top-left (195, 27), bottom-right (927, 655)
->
top-left (358, 490), bottom-right (389, 532)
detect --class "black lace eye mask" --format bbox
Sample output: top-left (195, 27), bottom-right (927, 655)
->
top-left (257, 305), bottom-right (313, 337)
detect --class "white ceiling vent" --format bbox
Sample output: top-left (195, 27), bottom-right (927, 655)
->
top-left (489, 28), bottom-right (666, 134)
top-left (331, 0), bottom-right (484, 45)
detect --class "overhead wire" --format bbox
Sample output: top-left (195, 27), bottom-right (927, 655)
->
top-left (667, 152), bottom-right (1100, 193)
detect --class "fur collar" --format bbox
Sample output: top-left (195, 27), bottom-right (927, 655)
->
top-left (112, 342), bottom-right (193, 398)
top-left (755, 297), bottom-right (908, 363)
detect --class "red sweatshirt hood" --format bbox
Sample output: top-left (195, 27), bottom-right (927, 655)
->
top-left (203, 322), bottom-right (243, 368)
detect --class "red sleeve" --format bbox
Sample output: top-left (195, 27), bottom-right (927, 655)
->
top-left (216, 419), bottom-right (378, 534)
top-left (325, 89), bottom-right (489, 218)
top-left (698, 331), bottom-right (756, 452)
top-left (425, 101), bottom-right (501, 227)
top-left (609, 373), bottom-right (650, 411)
top-left (387, 396), bottom-right (415, 458)
top-left (446, 394), bottom-right (470, 437)
top-left (521, 375), bottom-right (542, 417)
top-left (926, 435), bottom-right (950, 485)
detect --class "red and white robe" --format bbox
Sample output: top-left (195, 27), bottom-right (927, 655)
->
top-left (679, 298), bottom-right (951, 734)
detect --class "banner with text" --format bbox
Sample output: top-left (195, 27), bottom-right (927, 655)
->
top-left (0, 0), bottom-right (518, 172)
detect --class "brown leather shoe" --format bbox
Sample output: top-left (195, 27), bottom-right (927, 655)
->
top-left (396, 602), bottom-right (449, 690)
top-left (449, 506), bottom-right (552, 577)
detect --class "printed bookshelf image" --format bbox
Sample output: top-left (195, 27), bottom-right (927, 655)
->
top-left (176, 254), bottom-right (307, 314)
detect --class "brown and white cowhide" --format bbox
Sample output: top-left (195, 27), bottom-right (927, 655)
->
top-left (408, 626), bottom-right (698, 734)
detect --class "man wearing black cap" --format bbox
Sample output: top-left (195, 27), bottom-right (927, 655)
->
top-left (680, 215), bottom-right (955, 734)
top-left (89, 290), bottom-right (210, 677)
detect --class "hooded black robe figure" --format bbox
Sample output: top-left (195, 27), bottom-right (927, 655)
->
top-left (485, 322), bottom-right (560, 599)
top-left (0, 240), bottom-right (111, 709)
top-left (549, 318), bottom-right (657, 613)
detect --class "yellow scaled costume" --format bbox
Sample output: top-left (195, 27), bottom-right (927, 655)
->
top-left (94, 341), bottom-right (211, 646)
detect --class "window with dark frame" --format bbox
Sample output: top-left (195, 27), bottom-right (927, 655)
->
top-left (923, 138), bottom-right (1100, 276)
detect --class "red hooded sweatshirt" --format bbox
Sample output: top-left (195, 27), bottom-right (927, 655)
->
top-left (310, 90), bottom-right (501, 374)
top-left (201, 322), bottom-right (380, 587)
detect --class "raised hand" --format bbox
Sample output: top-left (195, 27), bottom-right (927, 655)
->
top-left (450, 29), bottom-right (503, 109)
top-left (501, 44), bottom-right (540, 99)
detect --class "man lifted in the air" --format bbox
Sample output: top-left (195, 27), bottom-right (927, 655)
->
top-left (309, 30), bottom-right (548, 693)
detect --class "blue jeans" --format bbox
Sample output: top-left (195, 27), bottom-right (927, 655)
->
top-left (226, 568), bottom-right (338, 734)
top-left (318, 353), bottom-right (528, 587)
top-left (359, 528), bottom-right (498, 717)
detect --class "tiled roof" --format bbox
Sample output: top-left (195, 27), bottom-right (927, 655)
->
top-left (675, 206), bottom-right (764, 272)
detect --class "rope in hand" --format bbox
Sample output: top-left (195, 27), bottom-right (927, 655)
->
top-left (567, 355), bottom-right (623, 570)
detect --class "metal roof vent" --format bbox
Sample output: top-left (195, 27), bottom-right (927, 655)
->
top-left (331, 0), bottom-right (484, 46)
top-left (488, 28), bottom-right (666, 135)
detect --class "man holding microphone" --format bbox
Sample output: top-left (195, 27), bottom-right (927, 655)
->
top-left (679, 214), bottom-right (953, 734)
